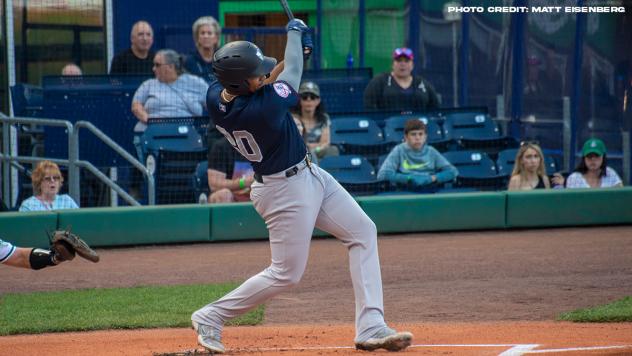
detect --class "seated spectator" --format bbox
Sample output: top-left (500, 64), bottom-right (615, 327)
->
top-left (363, 47), bottom-right (439, 113)
top-left (131, 49), bottom-right (209, 161)
top-left (566, 138), bottom-right (623, 188)
top-left (507, 142), bottom-right (564, 190)
top-left (110, 20), bottom-right (155, 75)
top-left (19, 161), bottom-right (79, 211)
top-left (377, 119), bottom-right (458, 190)
top-left (184, 16), bottom-right (221, 83)
top-left (206, 139), bottom-right (254, 203)
top-left (291, 81), bottom-right (338, 160)
top-left (61, 63), bottom-right (82, 76)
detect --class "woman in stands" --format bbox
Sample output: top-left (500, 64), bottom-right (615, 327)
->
top-left (184, 16), bottom-right (222, 84)
top-left (507, 142), bottom-right (563, 190)
top-left (131, 49), bottom-right (209, 162)
top-left (19, 160), bottom-right (79, 211)
top-left (566, 138), bottom-right (622, 188)
top-left (291, 81), bottom-right (339, 160)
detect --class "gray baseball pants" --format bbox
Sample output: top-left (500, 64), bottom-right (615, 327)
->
top-left (192, 163), bottom-right (387, 342)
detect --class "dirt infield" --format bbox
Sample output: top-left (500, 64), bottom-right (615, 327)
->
top-left (1, 226), bottom-right (632, 355)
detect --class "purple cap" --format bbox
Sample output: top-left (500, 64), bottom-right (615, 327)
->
top-left (393, 47), bottom-right (414, 60)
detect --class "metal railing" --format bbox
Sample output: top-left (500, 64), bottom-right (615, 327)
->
top-left (74, 121), bottom-right (155, 205)
top-left (1, 115), bottom-right (155, 207)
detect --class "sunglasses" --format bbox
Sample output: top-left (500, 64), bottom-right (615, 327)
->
top-left (301, 93), bottom-right (319, 101)
top-left (43, 175), bottom-right (62, 183)
top-left (520, 140), bottom-right (540, 147)
top-left (393, 47), bottom-right (413, 60)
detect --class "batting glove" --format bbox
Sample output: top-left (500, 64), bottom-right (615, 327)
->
top-left (302, 32), bottom-right (313, 61)
top-left (286, 19), bottom-right (309, 33)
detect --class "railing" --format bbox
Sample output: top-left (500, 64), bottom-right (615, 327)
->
top-left (74, 121), bottom-right (155, 206)
top-left (1, 115), bottom-right (155, 207)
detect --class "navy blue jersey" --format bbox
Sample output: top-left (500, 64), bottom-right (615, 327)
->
top-left (207, 80), bottom-right (307, 175)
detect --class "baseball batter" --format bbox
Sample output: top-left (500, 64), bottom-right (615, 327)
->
top-left (191, 19), bottom-right (412, 353)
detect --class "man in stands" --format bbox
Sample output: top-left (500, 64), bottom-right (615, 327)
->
top-left (110, 20), bottom-right (155, 75)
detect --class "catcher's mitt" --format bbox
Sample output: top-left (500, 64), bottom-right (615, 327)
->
top-left (50, 229), bottom-right (100, 263)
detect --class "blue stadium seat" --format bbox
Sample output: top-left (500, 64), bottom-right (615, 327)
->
top-left (191, 161), bottom-right (209, 203)
top-left (318, 155), bottom-right (385, 195)
top-left (442, 150), bottom-right (504, 190)
top-left (302, 68), bottom-right (372, 114)
top-left (142, 118), bottom-right (208, 204)
top-left (10, 83), bottom-right (43, 117)
top-left (443, 111), bottom-right (516, 152)
top-left (383, 114), bottom-right (449, 151)
top-left (496, 148), bottom-right (559, 177)
top-left (329, 117), bottom-right (390, 164)
top-left (521, 121), bottom-right (564, 152)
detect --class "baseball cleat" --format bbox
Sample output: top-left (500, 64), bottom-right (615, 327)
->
top-left (192, 321), bottom-right (225, 354)
top-left (355, 327), bottom-right (413, 352)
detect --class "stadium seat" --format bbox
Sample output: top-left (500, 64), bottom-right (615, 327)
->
top-left (142, 118), bottom-right (208, 204)
top-left (496, 148), bottom-right (559, 177)
top-left (318, 155), bottom-right (385, 195)
top-left (443, 111), bottom-right (516, 152)
top-left (302, 68), bottom-right (372, 114)
top-left (191, 161), bottom-right (209, 203)
top-left (329, 117), bottom-right (390, 164)
top-left (383, 114), bottom-right (449, 151)
top-left (442, 150), bottom-right (504, 190)
top-left (10, 83), bottom-right (44, 117)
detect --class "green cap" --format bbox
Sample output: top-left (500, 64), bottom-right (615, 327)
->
top-left (582, 138), bottom-right (606, 156)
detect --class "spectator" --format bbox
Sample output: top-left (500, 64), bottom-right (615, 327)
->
top-left (19, 160), bottom-right (79, 211)
top-left (291, 81), bottom-right (338, 160)
top-left (206, 139), bottom-right (254, 203)
top-left (61, 63), bottom-right (82, 76)
top-left (566, 138), bottom-right (623, 188)
top-left (377, 119), bottom-right (457, 190)
top-left (1, 238), bottom-right (68, 269)
top-left (507, 142), bottom-right (563, 190)
top-left (184, 16), bottom-right (222, 83)
top-left (110, 20), bottom-right (155, 75)
top-left (131, 49), bottom-right (209, 161)
top-left (364, 47), bottom-right (439, 113)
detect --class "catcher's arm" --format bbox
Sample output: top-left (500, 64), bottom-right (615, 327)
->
top-left (3, 247), bottom-right (63, 270)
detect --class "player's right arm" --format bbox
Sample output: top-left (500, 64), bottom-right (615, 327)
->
top-left (264, 61), bottom-right (285, 85)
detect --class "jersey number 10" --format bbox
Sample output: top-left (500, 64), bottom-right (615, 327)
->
top-left (216, 125), bottom-right (263, 162)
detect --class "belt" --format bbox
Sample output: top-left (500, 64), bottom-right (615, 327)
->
top-left (254, 155), bottom-right (311, 184)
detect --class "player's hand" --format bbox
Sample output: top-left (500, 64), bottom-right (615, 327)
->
top-left (302, 32), bottom-right (313, 61)
top-left (286, 19), bottom-right (309, 33)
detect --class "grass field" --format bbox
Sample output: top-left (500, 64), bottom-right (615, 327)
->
top-left (0, 283), bottom-right (264, 335)
top-left (559, 296), bottom-right (632, 322)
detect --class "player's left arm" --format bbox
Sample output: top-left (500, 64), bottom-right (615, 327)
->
top-left (2, 247), bottom-right (28, 268)
top-left (277, 20), bottom-right (306, 91)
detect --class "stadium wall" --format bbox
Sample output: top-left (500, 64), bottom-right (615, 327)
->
top-left (2, 188), bottom-right (631, 248)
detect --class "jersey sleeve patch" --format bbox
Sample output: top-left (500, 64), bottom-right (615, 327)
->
top-left (273, 82), bottom-right (291, 98)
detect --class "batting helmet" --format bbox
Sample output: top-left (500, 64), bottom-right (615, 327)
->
top-left (212, 41), bottom-right (277, 95)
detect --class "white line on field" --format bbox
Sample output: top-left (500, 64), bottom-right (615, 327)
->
top-left (523, 345), bottom-right (632, 353)
top-left (499, 344), bottom-right (540, 355)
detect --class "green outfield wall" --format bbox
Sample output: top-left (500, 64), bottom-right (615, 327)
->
top-left (2, 188), bottom-right (631, 248)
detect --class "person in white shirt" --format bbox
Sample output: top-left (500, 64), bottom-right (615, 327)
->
top-left (566, 138), bottom-right (623, 188)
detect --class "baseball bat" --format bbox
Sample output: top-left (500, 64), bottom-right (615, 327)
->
top-left (279, 0), bottom-right (294, 20)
